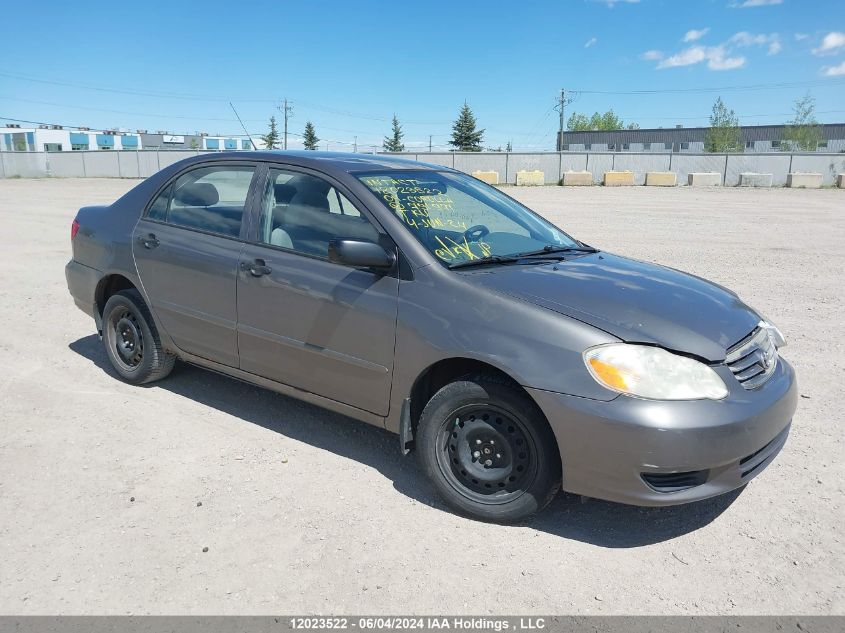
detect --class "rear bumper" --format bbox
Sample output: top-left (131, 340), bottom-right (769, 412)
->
top-left (527, 357), bottom-right (797, 506)
top-left (65, 260), bottom-right (101, 324)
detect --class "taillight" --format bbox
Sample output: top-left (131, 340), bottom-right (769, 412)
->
top-left (71, 218), bottom-right (80, 240)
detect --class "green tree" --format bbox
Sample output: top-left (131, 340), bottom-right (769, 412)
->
top-left (261, 116), bottom-right (280, 150)
top-left (567, 110), bottom-right (628, 131)
top-left (505, 141), bottom-right (512, 152)
top-left (383, 114), bottom-right (405, 152)
top-left (449, 102), bottom-right (484, 152)
top-left (784, 93), bottom-right (822, 152)
top-left (302, 121), bottom-right (319, 151)
top-left (600, 109), bottom-right (625, 130)
top-left (189, 138), bottom-right (199, 150)
top-left (705, 97), bottom-right (742, 152)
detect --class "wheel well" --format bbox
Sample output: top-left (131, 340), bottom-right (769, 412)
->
top-left (408, 358), bottom-right (528, 431)
top-left (95, 274), bottom-right (137, 316)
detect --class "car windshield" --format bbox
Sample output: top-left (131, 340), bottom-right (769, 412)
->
top-left (357, 170), bottom-right (580, 266)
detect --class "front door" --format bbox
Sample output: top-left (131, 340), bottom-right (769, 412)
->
top-left (236, 166), bottom-right (399, 416)
top-left (132, 163), bottom-right (259, 367)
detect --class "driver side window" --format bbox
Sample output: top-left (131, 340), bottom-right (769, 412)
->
top-left (258, 169), bottom-right (378, 258)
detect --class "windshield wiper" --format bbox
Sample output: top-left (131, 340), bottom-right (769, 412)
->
top-left (516, 244), bottom-right (600, 258)
top-left (448, 255), bottom-right (521, 269)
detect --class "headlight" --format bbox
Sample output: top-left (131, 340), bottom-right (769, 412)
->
top-left (759, 319), bottom-right (786, 348)
top-left (583, 344), bottom-right (728, 400)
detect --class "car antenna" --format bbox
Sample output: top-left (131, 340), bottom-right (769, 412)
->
top-left (229, 102), bottom-right (257, 150)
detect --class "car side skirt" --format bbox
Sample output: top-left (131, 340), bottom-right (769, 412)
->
top-left (176, 349), bottom-right (386, 429)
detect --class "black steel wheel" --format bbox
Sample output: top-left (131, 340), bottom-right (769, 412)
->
top-left (436, 405), bottom-right (538, 504)
top-left (109, 308), bottom-right (144, 370)
top-left (417, 375), bottom-right (561, 523)
top-left (101, 289), bottom-right (175, 384)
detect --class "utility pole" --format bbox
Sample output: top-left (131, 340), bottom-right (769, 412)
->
top-left (557, 89), bottom-right (566, 152)
top-left (279, 98), bottom-right (293, 150)
top-left (429, 135), bottom-right (433, 152)
top-left (354, 136), bottom-right (357, 153)
top-left (554, 89), bottom-right (576, 151)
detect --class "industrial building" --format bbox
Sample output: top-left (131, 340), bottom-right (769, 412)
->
top-left (558, 123), bottom-right (845, 153)
top-left (0, 124), bottom-right (257, 152)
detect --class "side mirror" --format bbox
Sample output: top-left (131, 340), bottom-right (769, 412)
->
top-left (328, 239), bottom-right (396, 269)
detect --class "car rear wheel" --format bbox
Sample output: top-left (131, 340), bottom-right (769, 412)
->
top-left (102, 289), bottom-right (175, 384)
top-left (417, 375), bottom-right (561, 523)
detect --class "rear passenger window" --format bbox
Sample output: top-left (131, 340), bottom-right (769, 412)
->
top-left (152, 165), bottom-right (255, 238)
top-left (258, 168), bottom-right (377, 258)
top-left (147, 185), bottom-right (170, 221)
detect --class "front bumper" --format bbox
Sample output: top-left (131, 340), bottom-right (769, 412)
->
top-left (527, 357), bottom-right (797, 506)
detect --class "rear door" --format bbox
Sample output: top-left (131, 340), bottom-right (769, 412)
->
top-left (132, 162), bottom-right (260, 367)
top-left (236, 165), bottom-right (399, 416)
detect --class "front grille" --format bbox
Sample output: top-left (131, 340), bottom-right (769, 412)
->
top-left (641, 469), bottom-right (710, 493)
top-left (725, 326), bottom-right (778, 390)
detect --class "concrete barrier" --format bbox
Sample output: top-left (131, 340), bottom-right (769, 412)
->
top-left (786, 173), bottom-right (823, 189)
top-left (603, 171), bottom-right (635, 186)
top-left (515, 170), bottom-right (544, 186)
top-left (645, 172), bottom-right (677, 187)
top-left (560, 171), bottom-right (593, 186)
top-left (472, 170), bottom-right (499, 185)
top-left (838, 174), bottom-right (845, 189)
top-left (739, 173), bottom-right (774, 187)
top-left (688, 172), bottom-right (722, 187)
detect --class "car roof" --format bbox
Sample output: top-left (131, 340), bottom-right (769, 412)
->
top-left (181, 150), bottom-right (453, 174)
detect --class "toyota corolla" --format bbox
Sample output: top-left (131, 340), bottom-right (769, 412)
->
top-left (65, 152), bottom-right (796, 523)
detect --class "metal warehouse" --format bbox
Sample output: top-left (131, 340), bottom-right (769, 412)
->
top-left (558, 123), bottom-right (845, 153)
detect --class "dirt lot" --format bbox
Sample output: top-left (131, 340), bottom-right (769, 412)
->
top-left (0, 178), bottom-right (842, 615)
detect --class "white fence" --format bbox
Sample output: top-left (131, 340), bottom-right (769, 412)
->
top-left (1, 150), bottom-right (844, 186)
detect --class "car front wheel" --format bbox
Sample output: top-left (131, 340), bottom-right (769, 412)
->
top-left (102, 289), bottom-right (175, 384)
top-left (417, 375), bottom-right (561, 523)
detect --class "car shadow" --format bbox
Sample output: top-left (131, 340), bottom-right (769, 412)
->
top-left (69, 333), bottom-right (742, 548)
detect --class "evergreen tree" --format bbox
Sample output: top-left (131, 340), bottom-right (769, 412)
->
top-left (704, 97), bottom-right (742, 152)
top-left (302, 121), bottom-right (319, 151)
top-left (784, 93), bottom-right (822, 151)
top-left (449, 102), bottom-right (484, 152)
top-left (261, 116), bottom-right (280, 150)
top-left (383, 114), bottom-right (405, 152)
top-left (505, 141), bottom-right (512, 152)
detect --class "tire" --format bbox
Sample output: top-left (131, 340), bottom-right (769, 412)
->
top-left (417, 375), bottom-right (561, 523)
top-left (101, 289), bottom-right (175, 384)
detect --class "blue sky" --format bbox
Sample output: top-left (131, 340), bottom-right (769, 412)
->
top-left (1, 0), bottom-right (843, 150)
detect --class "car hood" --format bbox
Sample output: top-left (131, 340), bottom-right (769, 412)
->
top-left (469, 252), bottom-right (760, 362)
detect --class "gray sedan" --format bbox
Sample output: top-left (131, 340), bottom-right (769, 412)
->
top-left (65, 151), bottom-right (796, 523)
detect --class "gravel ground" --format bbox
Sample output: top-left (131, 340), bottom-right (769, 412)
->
top-left (0, 178), bottom-right (842, 615)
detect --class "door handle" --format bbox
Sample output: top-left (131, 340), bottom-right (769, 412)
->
top-left (138, 233), bottom-right (160, 249)
top-left (241, 258), bottom-right (272, 277)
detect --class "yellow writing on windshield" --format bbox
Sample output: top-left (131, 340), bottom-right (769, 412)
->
top-left (361, 176), bottom-right (468, 232)
top-left (434, 235), bottom-right (492, 262)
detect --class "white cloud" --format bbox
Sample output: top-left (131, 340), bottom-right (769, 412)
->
top-left (731, 0), bottom-right (783, 7)
top-left (592, 0), bottom-right (640, 7)
top-left (730, 31), bottom-right (782, 55)
top-left (584, 37), bottom-right (598, 48)
top-left (655, 44), bottom-right (747, 71)
top-left (794, 33), bottom-right (808, 42)
top-left (812, 32), bottom-right (845, 56)
top-left (645, 30), bottom-right (780, 71)
top-left (658, 46), bottom-right (708, 68)
top-left (683, 28), bottom-right (710, 42)
top-left (822, 60), bottom-right (845, 76)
